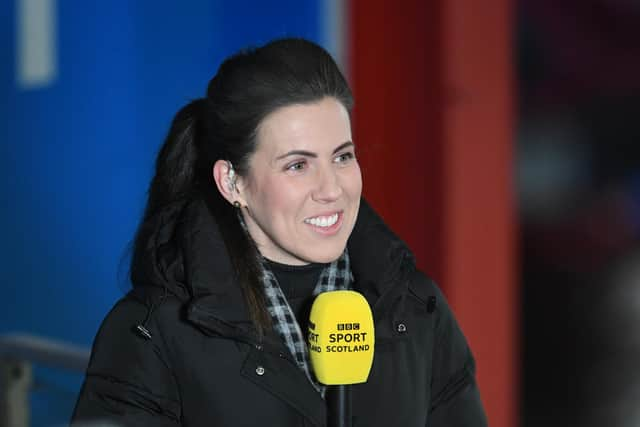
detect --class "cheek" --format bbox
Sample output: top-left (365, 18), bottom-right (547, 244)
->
top-left (251, 177), bottom-right (305, 219)
top-left (343, 166), bottom-right (363, 196)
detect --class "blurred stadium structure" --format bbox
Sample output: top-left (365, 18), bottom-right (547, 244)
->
top-left (0, 335), bottom-right (89, 427)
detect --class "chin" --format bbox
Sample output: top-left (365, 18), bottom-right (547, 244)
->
top-left (302, 243), bottom-right (347, 264)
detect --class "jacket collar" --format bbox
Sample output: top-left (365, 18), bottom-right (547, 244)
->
top-left (347, 199), bottom-right (415, 312)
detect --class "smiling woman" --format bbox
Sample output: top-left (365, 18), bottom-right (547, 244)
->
top-left (70, 38), bottom-right (487, 427)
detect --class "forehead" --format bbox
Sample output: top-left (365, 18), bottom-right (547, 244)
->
top-left (255, 97), bottom-right (351, 155)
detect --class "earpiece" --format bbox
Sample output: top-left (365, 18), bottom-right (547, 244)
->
top-left (226, 161), bottom-right (237, 193)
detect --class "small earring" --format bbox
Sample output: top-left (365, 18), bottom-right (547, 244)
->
top-left (233, 201), bottom-right (241, 208)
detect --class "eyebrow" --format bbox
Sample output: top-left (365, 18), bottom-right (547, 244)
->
top-left (275, 141), bottom-right (354, 160)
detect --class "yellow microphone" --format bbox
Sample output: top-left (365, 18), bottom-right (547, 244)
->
top-left (308, 290), bottom-right (375, 427)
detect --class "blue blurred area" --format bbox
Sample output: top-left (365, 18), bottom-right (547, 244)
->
top-left (1, 1), bottom-right (322, 424)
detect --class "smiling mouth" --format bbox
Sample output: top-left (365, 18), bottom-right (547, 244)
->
top-left (304, 212), bottom-right (341, 228)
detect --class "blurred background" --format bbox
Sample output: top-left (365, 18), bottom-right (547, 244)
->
top-left (1, 0), bottom-right (639, 426)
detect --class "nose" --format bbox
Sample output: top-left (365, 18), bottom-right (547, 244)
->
top-left (312, 165), bottom-right (342, 202)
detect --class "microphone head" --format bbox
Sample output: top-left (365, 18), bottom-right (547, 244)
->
top-left (307, 290), bottom-right (375, 385)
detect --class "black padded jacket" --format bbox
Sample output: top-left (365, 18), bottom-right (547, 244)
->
top-left (71, 199), bottom-right (488, 427)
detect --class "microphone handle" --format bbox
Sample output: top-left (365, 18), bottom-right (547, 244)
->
top-left (327, 385), bottom-right (352, 427)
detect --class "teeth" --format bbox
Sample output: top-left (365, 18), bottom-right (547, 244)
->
top-left (305, 213), bottom-right (339, 228)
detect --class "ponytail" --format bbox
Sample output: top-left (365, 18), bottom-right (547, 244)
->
top-left (144, 99), bottom-right (206, 217)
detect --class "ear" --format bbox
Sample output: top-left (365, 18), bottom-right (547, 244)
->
top-left (212, 160), bottom-right (248, 206)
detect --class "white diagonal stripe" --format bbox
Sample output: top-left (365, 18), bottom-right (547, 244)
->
top-left (322, 0), bottom-right (347, 75)
top-left (17, 0), bottom-right (58, 89)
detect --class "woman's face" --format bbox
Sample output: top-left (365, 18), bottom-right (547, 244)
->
top-left (237, 97), bottom-right (362, 265)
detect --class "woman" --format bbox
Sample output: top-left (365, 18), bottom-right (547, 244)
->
top-left (72, 38), bottom-right (487, 426)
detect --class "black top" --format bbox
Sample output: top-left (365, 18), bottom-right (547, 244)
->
top-left (265, 259), bottom-right (326, 331)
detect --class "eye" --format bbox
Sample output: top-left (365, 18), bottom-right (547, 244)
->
top-left (334, 152), bottom-right (355, 164)
top-left (285, 160), bottom-right (307, 172)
